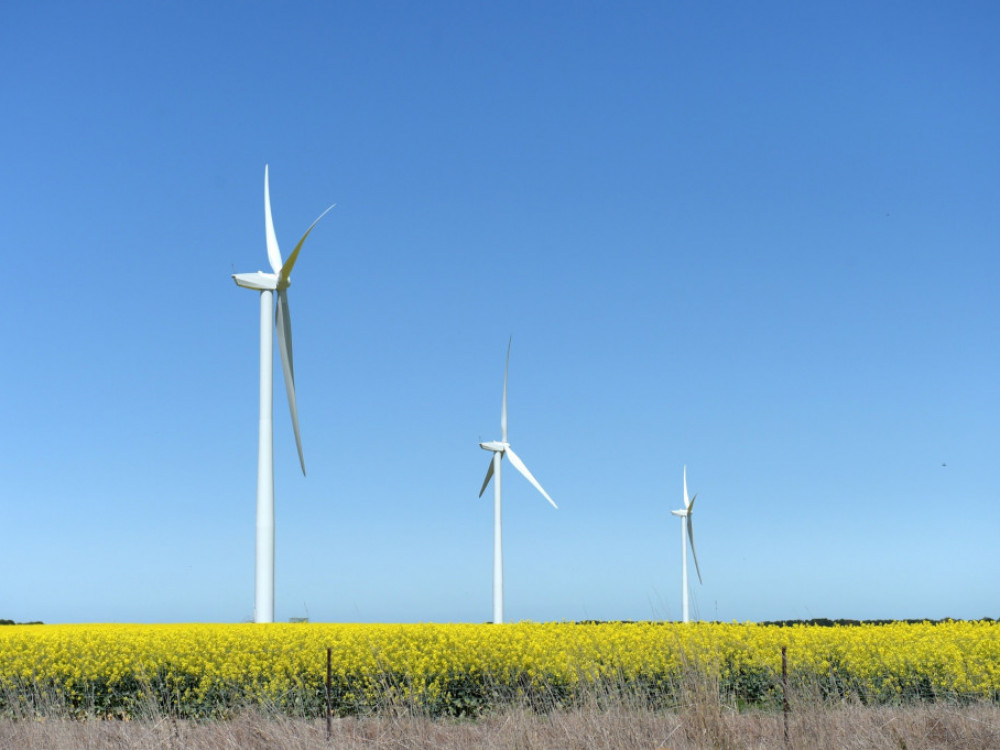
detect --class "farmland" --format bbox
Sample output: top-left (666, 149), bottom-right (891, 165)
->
top-left (1, 621), bottom-right (997, 719)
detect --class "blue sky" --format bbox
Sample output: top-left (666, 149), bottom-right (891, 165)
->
top-left (2, 1), bottom-right (997, 625)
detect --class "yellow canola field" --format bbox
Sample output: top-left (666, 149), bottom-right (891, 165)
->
top-left (0, 621), bottom-right (997, 716)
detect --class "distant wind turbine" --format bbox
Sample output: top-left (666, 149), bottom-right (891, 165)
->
top-left (478, 339), bottom-right (557, 625)
top-left (232, 165), bottom-right (334, 624)
top-left (670, 466), bottom-right (702, 624)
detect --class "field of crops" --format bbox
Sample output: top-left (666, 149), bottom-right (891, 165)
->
top-left (1, 621), bottom-right (997, 718)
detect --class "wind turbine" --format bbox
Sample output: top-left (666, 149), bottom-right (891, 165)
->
top-left (478, 340), bottom-right (557, 625)
top-left (232, 165), bottom-right (333, 624)
top-left (670, 466), bottom-right (702, 624)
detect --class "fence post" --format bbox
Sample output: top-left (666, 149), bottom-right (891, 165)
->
top-left (326, 647), bottom-right (332, 741)
top-left (782, 645), bottom-right (790, 747)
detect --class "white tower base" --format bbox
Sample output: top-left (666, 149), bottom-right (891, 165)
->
top-left (255, 289), bottom-right (275, 624)
top-left (492, 451), bottom-right (503, 625)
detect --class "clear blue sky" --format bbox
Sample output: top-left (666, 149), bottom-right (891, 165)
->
top-left (3, 1), bottom-right (997, 625)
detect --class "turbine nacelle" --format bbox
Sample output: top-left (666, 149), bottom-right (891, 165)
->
top-left (479, 440), bottom-right (508, 453)
top-left (670, 508), bottom-right (689, 518)
top-left (233, 271), bottom-right (279, 291)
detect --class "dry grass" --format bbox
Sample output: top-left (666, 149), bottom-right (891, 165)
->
top-left (0, 702), bottom-right (997, 750)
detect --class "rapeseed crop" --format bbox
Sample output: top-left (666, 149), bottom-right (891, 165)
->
top-left (0, 621), bottom-right (996, 717)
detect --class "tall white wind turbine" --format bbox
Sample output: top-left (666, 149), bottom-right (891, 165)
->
top-left (232, 165), bottom-right (333, 624)
top-left (478, 340), bottom-right (557, 625)
top-left (670, 466), bottom-right (702, 624)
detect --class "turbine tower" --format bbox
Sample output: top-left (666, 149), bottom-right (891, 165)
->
top-left (670, 465), bottom-right (702, 623)
top-left (478, 339), bottom-right (557, 625)
top-left (232, 165), bottom-right (333, 624)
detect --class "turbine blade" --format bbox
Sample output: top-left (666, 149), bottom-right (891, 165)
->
top-left (478, 457), bottom-right (495, 497)
top-left (688, 492), bottom-right (697, 512)
top-left (501, 338), bottom-right (510, 443)
top-left (276, 289), bottom-right (306, 476)
top-left (278, 203), bottom-right (336, 289)
top-left (687, 516), bottom-right (702, 584)
top-left (505, 447), bottom-right (557, 509)
top-left (683, 465), bottom-right (690, 508)
top-left (264, 165), bottom-right (283, 275)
